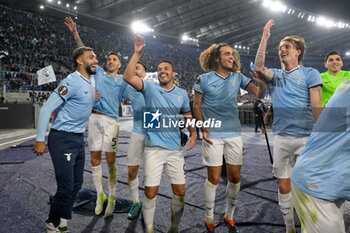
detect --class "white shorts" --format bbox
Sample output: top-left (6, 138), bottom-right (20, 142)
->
top-left (292, 183), bottom-right (345, 233)
top-left (88, 113), bottom-right (120, 152)
top-left (202, 136), bottom-right (243, 166)
top-left (127, 132), bottom-right (146, 166)
top-left (143, 147), bottom-right (186, 187)
top-left (273, 134), bottom-right (308, 179)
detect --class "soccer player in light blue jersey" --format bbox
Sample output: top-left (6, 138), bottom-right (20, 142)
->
top-left (65, 17), bottom-right (127, 216)
top-left (291, 80), bottom-right (350, 233)
top-left (123, 61), bottom-right (147, 220)
top-left (32, 46), bottom-right (97, 233)
top-left (255, 19), bottom-right (322, 233)
top-left (193, 42), bottom-right (267, 233)
top-left (123, 35), bottom-right (196, 233)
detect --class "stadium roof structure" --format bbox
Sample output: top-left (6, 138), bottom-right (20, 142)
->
top-left (2, 0), bottom-right (350, 59)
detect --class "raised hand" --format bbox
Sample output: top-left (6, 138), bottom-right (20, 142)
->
top-left (64, 16), bottom-right (77, 34)
top-left (262, 19), bottom-right (275, 40)
top-left (134, 35), bottom-right (146, 55)
top-left (250, 71), bottom-right (266, 86)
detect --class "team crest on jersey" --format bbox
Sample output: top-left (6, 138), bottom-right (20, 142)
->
top-left (294, 77), bottom-right (304, 85)
top-left (195, 76), bottom-right (200, 84)
top-left (58, 86), bottom-right (68, 95)
top-left (230, 80), bottom-right (236, 85)
top-left (176, 95), bottom-right (182, 102)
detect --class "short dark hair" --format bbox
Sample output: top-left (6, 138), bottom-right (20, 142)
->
top-left (107, 51), bottom-right (122, 62)
top-left (137, 61), bottom-right (147, 72)
top-left (72, 46), bottom-right (93, 67)
top-left (324, 51), bottom-right (342, 63)
top-left (159, 60), bottom-right (174, 71)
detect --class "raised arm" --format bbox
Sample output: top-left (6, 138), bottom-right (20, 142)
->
top-left (309, 85), bottom-right (322, 123)
top-left (254, 19), bottom-right (275, 81)
top-left (246, 72), bottom-right (267, 99)
top-left (123, 35), bottom-right (145, 91)
top-left (64, 16), bottom-right (84, 48)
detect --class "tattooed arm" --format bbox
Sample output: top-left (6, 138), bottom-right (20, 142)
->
top-left (254, 19), bottom-right (275, 81)
top-left (309, 85), bottom-right (322, 123)
top-left (64, 17), bottom-right (84, 48)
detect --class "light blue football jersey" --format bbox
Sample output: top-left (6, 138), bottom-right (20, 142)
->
top-left (93, 65), bottom-right (127, 120)
top-left (193, 71), bottom-right (251, 138)
top-left (51, 71), bottom-right (95, 133)
top-left (291, 80), bottom-right (350, 201)
top-left (142, 80), bottom-right (191, 151)
top-left (269, 66), bottom-right (322, 136)
top-left (123, 85), bottom-right (146, 134)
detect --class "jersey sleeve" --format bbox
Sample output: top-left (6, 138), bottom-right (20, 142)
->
top-left (181, 91), bottom-right (191, 113)
top-left (121, 85), bottom-right (129, 100)
top-left (239, 73), bottom-right (252, 89)
top-left (36, 92), bottom-right (64, 141)
top-left (53, 75), bottom-right (78, 101)
top-left (193, 75), bottom-right (206, 94)
top-left (306, 68), bottom-right (322, 88)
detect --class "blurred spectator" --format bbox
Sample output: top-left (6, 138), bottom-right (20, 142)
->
top-left (0, 5), bottom-right (277, 103)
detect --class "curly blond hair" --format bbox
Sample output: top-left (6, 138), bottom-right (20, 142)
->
top-left (199, 43), bottom-right (241, 72)
top-left (280, 35), bottom-right (306, 64)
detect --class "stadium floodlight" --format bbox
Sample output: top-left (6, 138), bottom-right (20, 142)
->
top-left (337, 21), bottom-right (345, 29)
top-left (181, 34), bottom-right (198, 44)
top-left (182, 34), bottom-right (189, 41)
top-left (57, 1), bottom-right (61, 5)
top-left (47, 0), bottom-right (53, 2)
top-left (66, 3), bottom-right (70, 7)
top-left (346, 51), bottom-right (350, 56)
top-left (40, 5), bottom-right (44, 9)
top-left (234, 45), bottom-right (238, 48)
top-left (262, 0), bottom-right (287, 13)
top-left (153, 35), bottom-right (156, 38)
top-left (317, 16), bottom-right (332, 28)
top-left (131, 21), bottom-right (154, 34)
top-left (74, 6), bottom-right (77, 10)
top-left (262, 0), bottom-right (271, 7)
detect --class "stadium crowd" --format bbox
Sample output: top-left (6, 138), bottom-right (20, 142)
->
top-left (0, 5), bottom-right (269, 104)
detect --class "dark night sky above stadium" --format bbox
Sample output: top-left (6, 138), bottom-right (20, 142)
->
top-left (284, 0), bottom-right (350, 21)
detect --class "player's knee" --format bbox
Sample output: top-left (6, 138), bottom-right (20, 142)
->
top-left (105, 152), bottom-right (116, 165)
top-left (173, 189), bottom-right (185, 197)
top-left (208, 175), bottom-right (220, 185)
top-left (228, 175), bottom-right (240, 184)
top-left (145, 190), bottom-right (157, 199)
top-left (278, 182), bottom-right (291, 194)
top-left (91, 158), bottom-right (101, 167)
top-left (128, 169), bottom-right (138, 180)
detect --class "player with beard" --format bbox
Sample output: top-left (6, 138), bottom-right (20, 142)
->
top-left (65, 17), bottom-right (127, 216)
top-left (255, 19), bottom-right (322, 233)
top-left (122, 61), bottom-right (147, 220)
top-left (123, 35), bottom-right (196, 233)
top-left (32, 46), bottom-right (97, 233)
top-left (193, 42), bottom-right (266, 232)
